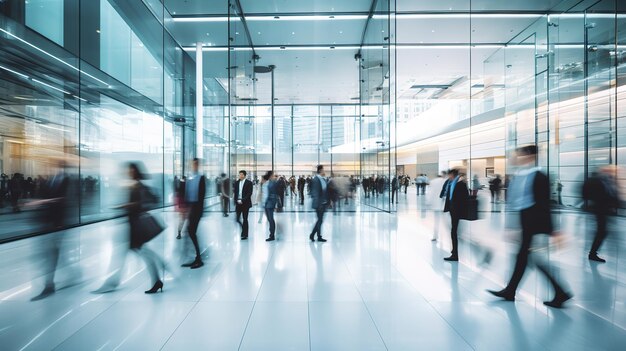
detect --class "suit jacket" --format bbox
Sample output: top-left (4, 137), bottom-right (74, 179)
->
top-left (521, 171), bottom-right (553, 235)
top-left (187, 175), bottom-right (206, 215)
top-left (310, 176), bottom-right (328, 210)
top-left (582, 174), bottom-right (619, 214)
top-left (234, 179), bottom-right (253, 209)
top-left (443, 178), bottom-right (469, 217)
top-left (264, 180), bottom-right (279, 209)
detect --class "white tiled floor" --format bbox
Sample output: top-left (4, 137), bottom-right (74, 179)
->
top-left (1, 194), bottom-right (626, 350)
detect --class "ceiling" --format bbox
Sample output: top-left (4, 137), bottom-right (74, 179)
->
top-left (164, 0), bottom-right (573, 105)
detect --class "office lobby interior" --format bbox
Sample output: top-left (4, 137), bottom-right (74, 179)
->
top-left (0, 0), bottom-right (625, 350)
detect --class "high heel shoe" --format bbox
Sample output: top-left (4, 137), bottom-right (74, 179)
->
top-left (145, 280), bottom-right (163, 294)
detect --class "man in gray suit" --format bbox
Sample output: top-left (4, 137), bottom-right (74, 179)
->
top-left (309, 165), bottom-right (328, 242)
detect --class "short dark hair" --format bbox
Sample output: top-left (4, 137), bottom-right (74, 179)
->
top-left (239, 170), bottom-right (247, 176)
top-left (316, 165), bottom-right (324, 174)
top-left (517, 145), bottom-right (538, 156)
top-left (449, 168), bottom-right (459, 176)
top-left (193, 158), bottom-right (200, 163)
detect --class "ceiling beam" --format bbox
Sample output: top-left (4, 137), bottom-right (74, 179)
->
top-left (357, 0), bottom-right (380, 58)
top-left (233, 0), bottom-right (256, 58)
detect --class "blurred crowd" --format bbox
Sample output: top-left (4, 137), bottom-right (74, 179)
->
top-left (11, 145), bottom-right (625, 310)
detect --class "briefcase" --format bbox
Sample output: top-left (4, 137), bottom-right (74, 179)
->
top-left (464, 195), bottom-right (479, 221)
top-left (136, 212), bottom-right (165, 245)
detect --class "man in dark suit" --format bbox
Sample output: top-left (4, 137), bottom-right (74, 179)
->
top-left (309, 165), bottom-right (328, 242)
top-left (298, 176), bottom-right (306, 205)
top-left (183, 158), bottom-right (205, 269)
top-left (582, 166), bottom-right (619, 263)
top-left (488, 145), bottom-right (571, 308)
top-left (443, 168), bottom-right (468, 261)
top-left (234, 170), bottom-right (253, 240)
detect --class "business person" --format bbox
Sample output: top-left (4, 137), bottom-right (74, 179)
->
top-left (234, 170), bottom-right (253, 240)
top-left (309, 165), bottom-right (329, 242)
top-left (582, 166), bottom-right (619, 263)
top-left (443, 168), bottom-right (468, 261)
top-left (183, 158), bottom-right (205, 269)
top-left (264, 171), bottom-right (279, 241)
top-left (488, 145), bottom-right (572, 308)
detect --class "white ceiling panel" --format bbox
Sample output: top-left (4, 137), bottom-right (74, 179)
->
top-left (397, 16), bottom-right (541, 44)
top-left (163, 0), bottom-right (227, 16)
top-left (240, 0), bottom-right (373, 14)
top-left (253, 49), bottom-right (359, 104)
top-left (167, 21), bottom-right (229, 47)
top-left (397, 0), bottom-right (564, 12)
top-left (247, 19), bottom-right (366, 46)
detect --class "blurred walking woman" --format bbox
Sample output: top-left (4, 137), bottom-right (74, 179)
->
top-left (263, 171), bottom-right (279, 241)
top-left (94, 162), bottom-right (165, 294)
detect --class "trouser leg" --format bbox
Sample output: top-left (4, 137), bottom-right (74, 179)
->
top-left (505, 230), bottom-right (532, 293)
top-left (590, 212), bottom-right (607, 255)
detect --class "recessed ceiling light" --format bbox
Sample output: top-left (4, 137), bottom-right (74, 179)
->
top-left (431, 30), bottom-right (435, 33)
top-left (235, 32), bottom-right (239, 35)
top-left (292, 32), bottom-right (295, 35)
top-left (339, 30), bottom-right (343, 34)
top-left (258, 32), bottom-right (261, 34)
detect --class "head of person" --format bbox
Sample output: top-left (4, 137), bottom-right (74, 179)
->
top-left (127, 162), bottom-right (147, 181)
top-left (599, 165), bottom-right (618, 179)
top-left (515, 145), bottom-right (538, 166)
top-left (264, 170), bottom-right (274, 181)
top-left (192, 158), bottom-right (200, 173)
top-left (316, 165), bottom-right (325, 177)
top-left (239, 170), bottom-right (246, 180)
top-left (448, 169), bottom-right (459, 180)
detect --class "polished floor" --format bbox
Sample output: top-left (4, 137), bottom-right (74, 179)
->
top-left (1, 191), bottom-right (625, 350)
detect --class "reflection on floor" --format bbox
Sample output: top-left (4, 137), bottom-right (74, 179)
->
top-left (0, 193), bottom-right (625, 350)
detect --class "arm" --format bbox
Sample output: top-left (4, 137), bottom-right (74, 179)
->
top-left (199, 176), bottom-right (206, 200)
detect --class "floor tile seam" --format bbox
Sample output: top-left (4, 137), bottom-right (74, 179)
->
top-left (159, 254), bottom-right (238, 351)
top-left (410, 229), bottom-right (626, 331)
top-left (390, 230), bottom-right (626, 347)
top-left (334, 240), bottom-right (389, 351)
top-left (304, 240), bottom-right (312, 351)
top-left (384, 244), bottom-right (480, 350)
top-left (48, 291), bottom-right (136, 351)
top-left (236, 245), bottom-right (278, 351)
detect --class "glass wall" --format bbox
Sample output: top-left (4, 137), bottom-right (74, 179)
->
top-left (0, 0), bottom-right (196, 241)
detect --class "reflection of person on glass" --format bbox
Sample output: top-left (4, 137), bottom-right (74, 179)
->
top-left (94, 162), bottom-right (165, 294)
top-left (31, 160), bottom-right (79, 301)
top-left (488, 145), bottom-right (572, 308)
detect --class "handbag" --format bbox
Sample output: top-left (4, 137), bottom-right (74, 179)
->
top-left (464, 195), bottom-right (479, 221)
top-left (135, 212), bottom-right (165, 245)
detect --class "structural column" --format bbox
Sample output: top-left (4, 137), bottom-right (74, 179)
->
top-left (195, 42), bottom-right (203, 158)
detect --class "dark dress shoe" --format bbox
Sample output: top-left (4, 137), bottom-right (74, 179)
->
top-left (543, 292), bottom-right (572, 308)
top-left (190, 260), bottom-right (204, 269)
top-left (487, 289), bottom-right (515, 301)
top-left (181, 261), bottom-right (195, 267)
top-left (317, 237), bottom-right (327, 242)
top-left (176, 234), bottom-right (181, 239)
top-left (145, 280), bottom-right (163, 294)
top-left (266, 236), bottom-right (275, 242)
top-left (443, 255), bottom-right (458, 262)
top-left (241, 236), bottom-right (248, 240)
top-left (31, 285), bottom-right (55, 301)
top-left (309, 234), bottom-right (315, 242)
top-left (588, 254), bottom-right (606, 263)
